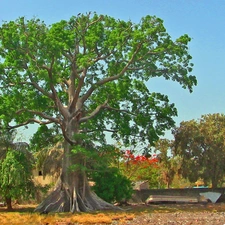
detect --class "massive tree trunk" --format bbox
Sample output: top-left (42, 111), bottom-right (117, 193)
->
top-left (35, 123), bottom-right (117, 213)
top-left (34, 175), bottom-right (116, 213)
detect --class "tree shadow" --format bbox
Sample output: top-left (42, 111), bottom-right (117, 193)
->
top-left (0, 205), bottom-right (36, 213)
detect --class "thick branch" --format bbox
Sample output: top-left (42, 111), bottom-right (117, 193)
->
top-left (16, 109), bottom-right (61, 124)
top-left (79, 100), bottom-right (108, 123)
top-left (20, 62), bottom-right (54, 99)
top-left (28, 110), bottom-right (61, 124)
top-left (103, 105), bottom-right (136, 116)
top-left (81, 43), bottom-right (143, 103)
top-left (8, 118), bottom-right (53, 130)
top-left (31, 81), bottom-right (54, 99)
top-left (69, 68), bottom-right (87, 112)
top-left (80, 128), bottom-right (119, 134)
top-left (42, 58), bottom-right (69, 119)
top-left (60, 123), bottom-right (77, 146)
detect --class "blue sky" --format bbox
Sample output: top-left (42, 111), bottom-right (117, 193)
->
top-left (1, 0), bottom-right (225, 140)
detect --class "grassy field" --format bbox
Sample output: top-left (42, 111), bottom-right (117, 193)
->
top-left (0, 203), bottom-right (225, 225)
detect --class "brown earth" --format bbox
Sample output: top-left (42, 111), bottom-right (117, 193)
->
top-left (121, 203), bottom-right (225, 225)
top-left (1, 203), bottom-right (225, 224)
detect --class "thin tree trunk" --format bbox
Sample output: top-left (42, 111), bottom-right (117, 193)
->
top-left (211, 177), bottom-right (218, 189)
top-left (166, 182), bottom-right (170, 189)
top-left (5, 197), bottom-right (12, 211)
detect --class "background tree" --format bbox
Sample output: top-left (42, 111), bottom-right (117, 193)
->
top-left (29, 124), bottom-right (62, 153)
top-left (0, 13), bottom-right (196, 212)
top-left (0, 149), bottom-right (35, 210)
top-left (0, 129), bottom-right (34, 210)
top-left (173, 113), bottom-right (225, 188)
top-left (119, 150), bottom-right (159, 188)
top-left (154, 139), bottom-right (176, 188)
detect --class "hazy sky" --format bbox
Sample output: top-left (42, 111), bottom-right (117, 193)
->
top-left (1, 0), bottom-right (225, 140)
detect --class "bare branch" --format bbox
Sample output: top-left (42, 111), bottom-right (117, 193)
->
top-left (31, 81), bottom-right (54, 99)
top-left (103, 105), bottom-right (136, 116)
top-left (28, 110), bottom-right (61, 124)
top-left (8, 118), bottom-right (54, 130)
top-left (80, 128), bottom-right (119, 134)
top-left (16, 108), bottom-right (61, 124)
top-left (79, 100), bottom-right (108, 123)
top-left (23, 62), bottom-right (54, 99)
top-left (63, 79), bottom-right (70, 88)
top-left (87, 15), bottom-right (104, 29)
top-left (62, 50), bottom-right (83, 80)
top-left (92, 50), bottom-right (115, 63)
top-left (43, 58), bottom-right (70, 120)
top-left (69, 68), bottom-right (87, 112)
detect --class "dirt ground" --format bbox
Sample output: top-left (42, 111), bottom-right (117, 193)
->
top-left (122, 203), bottom-right (225, 225)
top-left (126, 212), bottom-right (225, 225)
top-left (1, 203), bottom-right (225, 224)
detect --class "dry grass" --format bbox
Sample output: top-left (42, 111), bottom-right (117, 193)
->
top-left (0, 212), bottom-right (135, 225)
top-left (0, 203), bottom-right (225, 225)
top-left (0, 204), bottom-right (135, 225)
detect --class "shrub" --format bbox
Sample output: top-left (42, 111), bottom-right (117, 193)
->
top-left (91, 167), bottom-right (133, 203)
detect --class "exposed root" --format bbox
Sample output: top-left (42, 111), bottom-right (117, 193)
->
top-left (34, 180), bottom-right (119, 213)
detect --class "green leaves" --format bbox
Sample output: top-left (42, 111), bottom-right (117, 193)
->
top-left (91, 167), bottom-right (133, 203)
top-left (173, 113), bottom-right (225, 188)
top-left (0, 149), bottom-right (34, 200)
top-left (0, 12), bottom-right (196, 152)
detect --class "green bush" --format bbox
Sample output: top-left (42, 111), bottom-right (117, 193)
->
top-left (91, 167), bottom-right (133, 203)
top-left (0, 149), bottom-right (35, 209)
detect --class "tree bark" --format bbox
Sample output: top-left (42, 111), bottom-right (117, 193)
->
top-left (34, 176), bottom-right (117, 213)
top-left (5, 197), bottom-right (12, 211)
top-left (211, 177), bottom-right (218, 189)
top-left (166, 182), bottom-right (170, 189)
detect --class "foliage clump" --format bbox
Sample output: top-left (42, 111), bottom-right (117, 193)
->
top-left (91, 167), bottom-right (133, 203)
top-left (0, 148), bottom-right (35, 209)
top-left (173, 113), bottom-right (225, 188)
top-left (118, 150), bottom-right (159, 188)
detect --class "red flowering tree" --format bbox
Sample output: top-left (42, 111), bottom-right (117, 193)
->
top-left (119, 150), bottom-right (159, 188)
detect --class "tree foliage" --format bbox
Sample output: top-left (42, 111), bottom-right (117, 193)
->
top-left (0, 13), bottom-right (196, 147)
top-left (173, 113), bottom-right (225, 188)
top-left (119, 150), bottom-right (159, 188)
top-left (91, 167), bottom-right (133, 204)
top-left (0, 128), bottom-right (34, 210)
top-left (0, 13), bottom-right (196, 212)
top-left (29, 125), bottom-right (62, 153)
top-left (0, 149), bottom-right (35, 209)
top-left (154, 139), bottom-right (177, 188)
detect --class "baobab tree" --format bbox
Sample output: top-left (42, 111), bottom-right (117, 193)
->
top-left (0, 13), bottom-right (196, 212)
